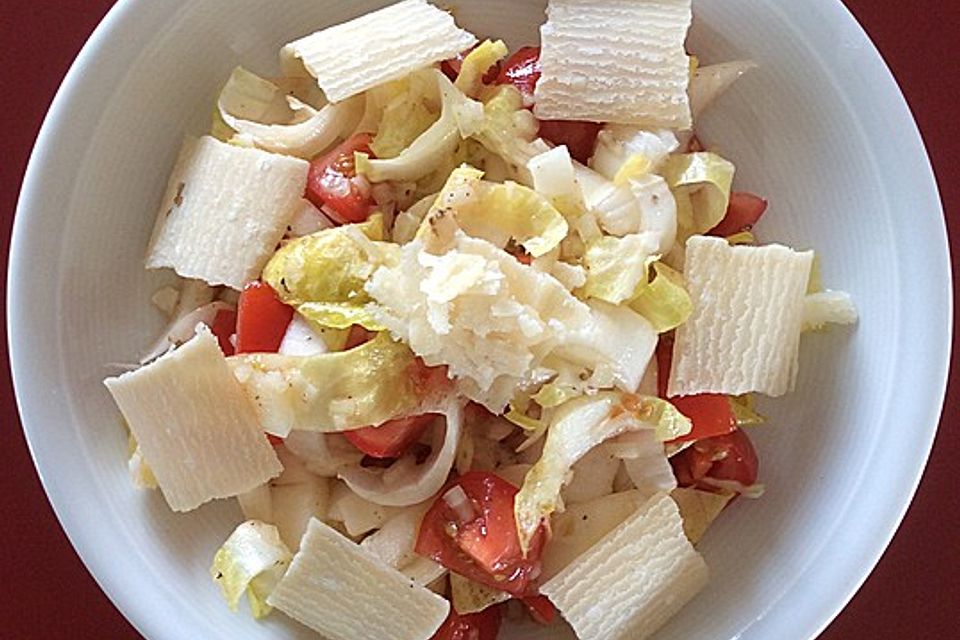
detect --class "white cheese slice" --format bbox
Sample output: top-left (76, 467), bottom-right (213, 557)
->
top-left (668, 236), bottom-right (814, 397)
top-left (145, 136), bottom-right (309, 290)
top-left (267, 518), bottom-right (449, 640)
top-left (104, 328), bottom-right (282, 512)
top-left (534, 0), bottom-right (693, 128)
top-left (541, 492), bottom-right (708, 640)
top-left (281, 0), bottom-right (476, 103)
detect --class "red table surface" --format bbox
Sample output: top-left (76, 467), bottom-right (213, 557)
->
top-left (1, 1), bottom-right (957, 638)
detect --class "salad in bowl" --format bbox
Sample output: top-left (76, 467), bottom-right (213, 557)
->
top-left (102, 1), bottom-right (857, 638)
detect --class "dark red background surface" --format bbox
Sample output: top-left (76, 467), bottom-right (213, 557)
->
top-left (1, 1), bottom-right (956, 638)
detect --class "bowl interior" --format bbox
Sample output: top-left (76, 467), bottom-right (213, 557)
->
top-left (10, 1), bottom-right (949, 639)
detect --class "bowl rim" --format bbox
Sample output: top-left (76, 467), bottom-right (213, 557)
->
top-left (8, 1), bottom-right (952, 639)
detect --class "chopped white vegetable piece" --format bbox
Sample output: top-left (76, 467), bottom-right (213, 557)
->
top-left (328, 482), bottom-right (401, 537)
top-left (541, 492), bottom-right (708, 640)
top-left (237, 484), bottom-right (273, 523)
top-left (561, 444), bottom-right (621, 505)
top-left (527, 145), bottom-right (587, 218)
top-left (802, 290), bottom-right (858, 332)
top-left (669, 236), bottom-right (814, 397)
top-left (267, 518), bottom-right (449, 640)
top-left (281, 0), bottom-right (476, 103)
top-left (128, 445), bottom-right (158, 490)
top-left (145, 136), bottom-right (308, 290)
top-left (608, 430), bottom-right (677, 498)
top-left (104, 328), bottom-right (281, 512)
top-left (553, 299), bottom-right (658, 394)
top-left (542, 490), bottom-right (646, 581)
top-left (359, 503), bottom-right (443, 584)
top-left (271, 477), bottom-right (330, 551)
top-left (534, 0), bottom-right (694, 128)
top-left (277, 313), bottom-right (327, 357)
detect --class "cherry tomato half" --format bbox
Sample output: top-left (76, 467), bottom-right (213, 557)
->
top-left (537, 119), bottom-right (602, 165)
top-left (305, 133), bottom-right (376, 225)
top-left (671, 429), bottom-right (760, 490)
top-left (235, 282), bottom-right (294, 354)
top-left (709, 192), bottom-right (769, 237)
top-left (496, 46), bottom-right (541, 104)
top-left (522, 595), bottom-right (558, 625)
top-left (415, 471), bottom-right (546, 597)
top-left (431, 604), bottom-right (503, 640)
top-left (210, 308), bottom-right (237, 356)
top-left (344, 414), bottom-right (437, 459)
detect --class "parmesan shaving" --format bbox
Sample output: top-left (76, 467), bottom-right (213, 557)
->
top-left (534, 0), bottom-right (694, 128)
top-left (104, 328), bottom-right (281, 512)
top-left (145, 136), bottom-right (308, 290)
top-left (668, 236), bottom-right (814, 397)
top-left (366, 232), bottom-right (595, 411)
top-left (267, 518), bottom-right (449, 640)
top-left (280, 0), bottom-right (476, 103)
top-left (541, 493), bottom-right (708, 640)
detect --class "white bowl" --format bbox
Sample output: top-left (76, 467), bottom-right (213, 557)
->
top-left (9, 1), bottom-right (950, 639)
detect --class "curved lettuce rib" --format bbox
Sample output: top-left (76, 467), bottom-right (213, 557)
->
top-left (211, 520), bottom-right (292, 619)
top-left (578, 233), bottom-right (660, 304)
top-left (368, 70), bottom-right (441, 159)
top-left (418, 165), bottom-right (569, 257)
top-left (227, 332), bottom-right (422, 436)
top-left (218, 67), bottom-right (363, 159)
top-left (661, 152), bottom-right (735, 241)
top-left (514, 392), bottom-right (692, 553)
top-left (629, 261), bottom-right (694, 333)
top-left (262, 216), bottom-right (396, 331)
top-left (356, 70), bottom-right (483, 182)
top-left (455, 40), bottom-right (509, 98)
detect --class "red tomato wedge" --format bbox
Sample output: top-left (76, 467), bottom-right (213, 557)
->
top-left (415, 471), bottom-right (546, 597)
top-left (235, 282), bottom-right (294, 354)
top-left (431, 604), bottom-right (503, 640)
top-left (343, 324), bottom-right (375, 350)
top-left (522, 595), bottom-right (558, 625)
top-left (537, 119), bottom-right (602, 165)
top-left (343, 414), bottom-right (437, 459)
top-left (305, 133), bottom-right (376, 225)
top-left (671, 429), bottom-right (760, 489)
top-left (210, 309), bottom-right (237, 356)
top-left (655, 337), bottom-right (737, 443)
top-left (708, 192), bottom-right (769, 237)
top-left (440, 46), bottom-right (502, 84)
top-left (496, 46), bottom-right (541, 103)
top-left (496, 46), bottom-right (601, 163)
